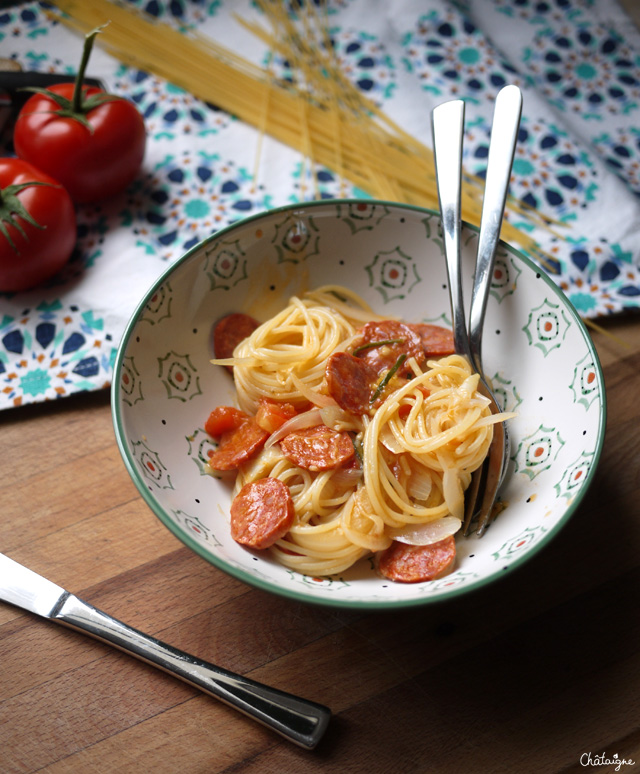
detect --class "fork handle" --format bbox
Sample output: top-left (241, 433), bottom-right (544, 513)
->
top-left (431, 98), bottom-right (472, 360)
top-left (468, 85), bottom-right (523, 370)
top-left (53, 592), bottom-right (331, 749)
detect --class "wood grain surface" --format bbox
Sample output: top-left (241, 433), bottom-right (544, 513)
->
top-left (2, 310), bottom-right (639, 774)
top-left (2, 3), bottom-right (640, 772)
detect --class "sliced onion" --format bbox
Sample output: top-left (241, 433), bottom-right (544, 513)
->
top-left (458, 373), bottom-right (480, 398)
top-left (380, 426), bottom-right (404, 454)
top-left (289, 372), bottom-right (337, 407)
top-left (319, 405), bottom-right (355, 429)
top-left (474, 411), bottom-right (518, 428)
top-left (406, 467), bottom-right (433, 501)
top-left (388, 516), bottom-right (461, 546)
top-left (442, 467), bottom-right (464, 521)
top-left (330, 467), bottom-right (363, 488)
top-left (265, 408), bottom-right (323, 448)
top-left (210, 356), bottom-right (261, 368)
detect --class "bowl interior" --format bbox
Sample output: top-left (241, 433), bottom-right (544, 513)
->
top-left (112, 200), bottom-right (606, 609)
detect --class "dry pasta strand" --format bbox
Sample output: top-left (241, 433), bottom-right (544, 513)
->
top-left (47, 0), bottom-right (562, 264)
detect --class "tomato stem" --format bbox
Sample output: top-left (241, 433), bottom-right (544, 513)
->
top-left (72, 25), bottom-right (105, 113)
top-left (19, 23), bottom-right (116, 132)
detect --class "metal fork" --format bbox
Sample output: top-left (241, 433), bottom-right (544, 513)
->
top-left (432, 84), bottom-right (522, 536)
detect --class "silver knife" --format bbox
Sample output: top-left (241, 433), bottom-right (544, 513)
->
top-left (0, 552), bottom-right (330, 749)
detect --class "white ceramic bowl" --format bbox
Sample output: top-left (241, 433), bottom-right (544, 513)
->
top-left (112, 200), bottom-right (606, 609)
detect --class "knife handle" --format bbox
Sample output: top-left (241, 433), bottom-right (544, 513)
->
top-left (0, 71), bottom-right (105, 101)
top-left (53, 593), bottom-right (330, 749)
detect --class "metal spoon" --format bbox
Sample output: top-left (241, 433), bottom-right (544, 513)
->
top-left (432, 84), bottom-right (522, 536)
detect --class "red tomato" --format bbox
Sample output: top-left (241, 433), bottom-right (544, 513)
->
top-left (13, 83), bottom-right (146, 204)
top-left (0, 158), bottom-right (76, 292)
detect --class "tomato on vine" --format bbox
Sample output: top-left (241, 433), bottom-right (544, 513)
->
top-left (0, 158), bottom-right (76, 292)
top-left (13, 25), bottom-right (146, 204)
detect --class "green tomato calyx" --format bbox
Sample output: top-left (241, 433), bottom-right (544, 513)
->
top-left (20, 24), bottom-right (115, 132)
top-left (0, 181), bottom-right (53, 253)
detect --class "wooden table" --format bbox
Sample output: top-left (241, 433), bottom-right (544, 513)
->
top-left (1, 314), bottom-right (639, 774)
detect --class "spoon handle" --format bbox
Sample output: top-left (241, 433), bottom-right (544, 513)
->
top-left (53, 592), bottom-right (331, 749)
top-left (431, 98), bottom-right (470, 359)
top-left (468, 85), bottom-right (523, 370)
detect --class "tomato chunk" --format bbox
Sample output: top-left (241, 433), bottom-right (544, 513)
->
top-left (255, 399), bottom-right (298, 434)
top-left (205, 406), bottom-right (249, 437)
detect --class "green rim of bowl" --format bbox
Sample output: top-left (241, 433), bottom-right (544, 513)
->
top-left (111, 198), bottom-right (607, 610)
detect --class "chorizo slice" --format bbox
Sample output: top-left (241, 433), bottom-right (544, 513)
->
top-left (351, 320), bottom-right (426, 378)
top-left (213, 312), bottom-right (260, 362)
top-left (230, 477), bottom-right (295, 549)
top-left (408, 323), bottom-right (455, 358)
top-left (377, 535), bottom-right (456, 583)
top-left (207, 417), bottom-right (269, 471)
top-left (279, 424), bottom-right (355, 471)
top-left (325, 351), bottom-right (376, 414)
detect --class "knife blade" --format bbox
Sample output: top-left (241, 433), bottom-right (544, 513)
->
top-left (0, 552), bottom-right (71, 617)
top-left (0, 553), bottom-right (330, 750)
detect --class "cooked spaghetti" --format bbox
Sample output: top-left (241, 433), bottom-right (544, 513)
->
top-left (206, 287), bottom-right (511, 582)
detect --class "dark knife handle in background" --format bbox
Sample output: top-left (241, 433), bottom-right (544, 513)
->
top-left (0, 70), bottom-right (106, 107)
top-left (0, 70), bottom-right (106, 134)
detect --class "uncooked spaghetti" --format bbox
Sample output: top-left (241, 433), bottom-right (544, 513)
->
top-left (47, 0), bottom-right (559, 263)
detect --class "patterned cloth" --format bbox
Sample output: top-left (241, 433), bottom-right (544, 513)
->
top-left (1, 0), bottom-right (639, 409)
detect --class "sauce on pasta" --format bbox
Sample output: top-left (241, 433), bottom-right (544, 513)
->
top-left (205, 286), bottom-right (511, 583)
